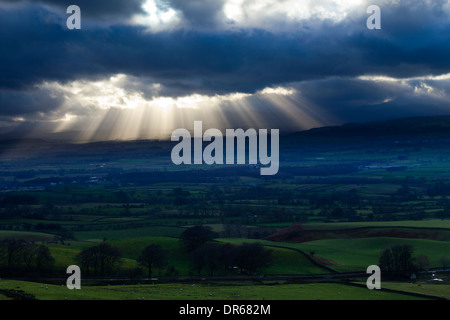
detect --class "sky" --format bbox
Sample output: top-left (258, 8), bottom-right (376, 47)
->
top-left (1, 0), bottom-right (450, 141)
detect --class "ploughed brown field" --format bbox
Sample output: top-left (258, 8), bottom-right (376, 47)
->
top-left (265, 224), bottom-right (450, 243)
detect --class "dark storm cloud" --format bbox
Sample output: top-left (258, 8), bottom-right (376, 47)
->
top-left (0, 0), bottom-right (146, 19)
top-left (294, 77), bottom-right (450, 124)
top-left (0, 87), bottom-right (63, 117)
top-left (1, 1), bottom-right (450, 94)
top-left (1, 0), bottom-right (450, 126)
top-left (161, 0), bottom-right (226, 28)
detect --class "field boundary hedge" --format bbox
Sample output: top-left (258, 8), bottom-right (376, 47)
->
top-left (263, 244), bottom-right (338, 274)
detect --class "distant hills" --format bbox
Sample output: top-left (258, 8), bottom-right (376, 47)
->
top-left (291, 115), bottom-right (450, 138)
top-left (2, 115), bottom-right (450, 146)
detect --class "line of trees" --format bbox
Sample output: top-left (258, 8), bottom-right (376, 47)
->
top-left (378, 244), bottom-right (433, 276)
top-left (0, 239), bottom-right (54, 275)
top-left (76, 243), bottom-right (122, 276)
top-left (134, 241), bottom-right (273, 278)
top-left (4, 236), bottom-right (447, 280)
top-left (190, 242), bottom-right (273, 276)
top-left (179, 225), bottom-right (273, 276)
top-left (379, 244), bottom-right (416, 274)
top-left (128, 226), bottom-right (274, 278)
top-left (137, 244), bottom-right (167, 278)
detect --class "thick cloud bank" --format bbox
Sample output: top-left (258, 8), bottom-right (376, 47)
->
top-left (0, 0), bottom-right (449, 140)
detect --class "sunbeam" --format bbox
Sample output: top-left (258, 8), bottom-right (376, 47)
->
top-left (19, 74), bottom-right (332, 142)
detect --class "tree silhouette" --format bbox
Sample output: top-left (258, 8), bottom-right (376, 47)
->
top-left (180, 225), bottom-right (218, 252)
top-left (379, 244), bottom-right (417, 274)
top-left (234, 243), bottom-right (272, 275)
top-left (76, 243), bottom-right (122, 276)
top-left (137, 244), bottom-right (167, 278)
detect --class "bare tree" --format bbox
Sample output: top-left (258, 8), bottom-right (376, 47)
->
top-left (180, 225), bottom-right (218, 252)
top-left (35, 245), bottom-right (55, 273)
top-left (190, 244), bottom-right (221, 276)
top-left (379, 244), bottom-right (417, 274)
top-left (0, 239), bottom-right (26, 274)
top-left (76, 243), bottom-right (122, 276)
top-left (137, 244), bottom-right (167, 278)
top-left (234, 243), bottom-right (272, 275)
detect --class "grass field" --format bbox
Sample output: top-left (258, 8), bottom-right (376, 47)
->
top-left (0, 280), bottom-right (431, 300)
top-left (256, 246), bottom-right (327, 275)
top-left (293, 237), bottom-right (450, 272)
top-left (47, 242), bottom-right (138, 272)
top-left (109, 237), bottom-right (191, 275)
top-left (2, 228), bottom-right (448, 277)
top-left (219, 237), bottom-right (450, 272)
top-left (47, 243), bottom-right (87, 270)
top-left (370, 282), bottom-right (450, 299)
top-left (46, 237), bottom-right (330, 276)
top-left (110, 237), bottom-right (332, 276)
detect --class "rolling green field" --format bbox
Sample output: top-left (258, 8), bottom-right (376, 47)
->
top-left (372, 282), bottom-right (450, 300)
top-left (0, 280), bottom-right (432, 300)
top-left (45, 237), bottom-right (329, 277)
top-left (1, 133), bottom-right (450, 300)
top-left (263, 247), bottom-right (326, 275)
top-left (219, 237), bottom-right (450, 272)
top-left (293, 238), bottom-right (450, 272)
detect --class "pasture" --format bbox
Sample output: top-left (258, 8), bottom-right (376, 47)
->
top-left (0, 280), bottom-right (432, 300)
